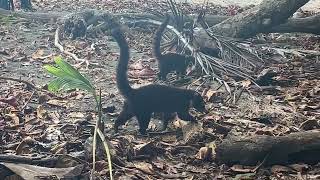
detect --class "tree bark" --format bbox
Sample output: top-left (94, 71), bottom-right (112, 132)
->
top-left (215, 130), bottom-right (320, 166)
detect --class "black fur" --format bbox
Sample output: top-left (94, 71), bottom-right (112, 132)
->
top-left (153, 14), bottom-right (195, 80)
top-left (111, 27), bottom-right (206, 135)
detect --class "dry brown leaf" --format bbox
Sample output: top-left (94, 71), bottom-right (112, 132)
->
top-left (289, 164), bottom-right (309, 172)
top-left (6, 113), bottom-right (20, 126)
top-left (31, 49), bottom-right (53, 60)
top-left (134, 162), bottom-right (154, 175)
top-left (231, 165), bottom-right (254, 173)
top-left (36, 105), bottom-right (48, 119)
top-left (0, 95), bottom-right (19, 107)
top-left (152, 161), bottom-right (165, 170)
top-left (299, 119), bottom-right (320, 130)
top-left (195, 147), bottom-right (210, 160)
top-left (129, 61), bottom-right (144, 70)
top-left (205, 89), bottom-right (217, 101)
top-left (0, 162), bottom-right (83, 179)
top-left (128, 67), bottom-right (156, 79)
top-left (271, 165), bottom-right (294, 173)
top-left (49, 111), bottom-right (61, 124)
top-left (16, 136), bottom-right (37, 155)
top-left (173, 117), bottom-right (188, 129)
top-left (241, 79), bottom-right (252, 88)
top-left (68, 112), bottom-right (85, 118)
top-left (47, 99), bottom-right (68, 108)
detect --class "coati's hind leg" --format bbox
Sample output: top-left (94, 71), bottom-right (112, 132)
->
top-left (136, 113), bottom-right (152, 135)
top-left (158, 70), bottom-right (168, 80)
top-left (114, 102), bottom-right (135, 132)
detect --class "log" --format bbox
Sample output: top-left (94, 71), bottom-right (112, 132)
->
top-left (1, 7), bottom-right (319, 36)
top-left (267, 13), bottom-right (320, 35)
top-left (215, 130), bottom-right (320, 166)
top-left (208, 0), bottom-right (310, 38)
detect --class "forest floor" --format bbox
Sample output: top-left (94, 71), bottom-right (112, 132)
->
top-left (0, 0), bottom-right (320, 179)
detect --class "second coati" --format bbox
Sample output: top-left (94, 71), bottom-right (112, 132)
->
top-left (153, 14), bottom-right (195, 80)
top-left (111, 27), bottom-right (206, 135)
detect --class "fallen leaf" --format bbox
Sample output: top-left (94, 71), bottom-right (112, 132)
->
top-left (299, 119), bottom-right (320, 130)
top-left (271, 165), bottom-right (294, 173)
top-left (134, 162), bottom-right (154, 174)
top-left (195, 147), bottom-right (211, 160)
top-left (289, 164), bottom-right (309, 172)
top-left (0, 95), bottom-right (18, 107)
top-left (31, 49), bottom-right (53, 60)
top-left (6, 113), bottom-right (20, 126)
top-left (36, 105), bottom-right (48, 119)
top-left (231, 165), bottom-right (254, 173)
top-left (0, 162), bottom-right (83, 179)
top-left (47, 99), bottom-right (68, 108)
top-left (128, 67), bottom-right (156, 78)
top-left (241, 79), bottom-right (252, 88)
top-left (68, 112), bottom-right (85, 118)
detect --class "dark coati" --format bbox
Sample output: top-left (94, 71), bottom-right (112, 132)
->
top-left (111, 27), bottom-right (206, 135)
top-left (153, 14), bottom-right (195, 80)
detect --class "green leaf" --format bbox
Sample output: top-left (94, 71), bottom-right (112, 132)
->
top-left (44, 57), bottom-right (95, 94)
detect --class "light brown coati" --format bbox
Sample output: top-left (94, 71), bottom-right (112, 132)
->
top-left (153, 14), bottom-right (195, 80)
top-left (111, 27), bottom-right (206, 135)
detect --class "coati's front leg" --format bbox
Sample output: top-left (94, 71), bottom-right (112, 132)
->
top-left (136, 113), bottom-right (152, 135)
top-left (177, 111), bottom-right (197, 122)
top-left (9, 0), bottom-right (14, 10)
top-left (162, 113), bottom-right (175, 131)
top-left (114, 102), bottom-right (134, 132)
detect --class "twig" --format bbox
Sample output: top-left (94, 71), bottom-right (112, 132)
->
top-left (0, 76), bottom-right (60, 98)
top-left (252, 153), bottom-right (270, 172)
top-left (54, 27), bottom-right (89, 68)
top-left (0, 76), bottom-right (40, 91)
top-left (0, 154), bottom-right (58, 164)
top-left (20, 90), bottom-right (35, 111)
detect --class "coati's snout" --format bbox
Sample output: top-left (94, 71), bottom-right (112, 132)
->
top-left (192, 92), bottom-right (206, 113)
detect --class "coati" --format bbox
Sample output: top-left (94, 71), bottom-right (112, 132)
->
top-left (153, 14), bottom-right (195, 80)
top-left (111, 27), bottom-right (206, 135)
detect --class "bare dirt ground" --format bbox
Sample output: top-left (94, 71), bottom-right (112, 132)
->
top-left (0, 0), bottom-right (320, 179)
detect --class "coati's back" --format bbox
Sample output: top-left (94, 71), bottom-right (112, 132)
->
top-left (132, 84), bottom-right (195, 112)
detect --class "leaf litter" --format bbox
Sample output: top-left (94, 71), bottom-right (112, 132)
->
top-left (1, 0), bottom-right (320, 179)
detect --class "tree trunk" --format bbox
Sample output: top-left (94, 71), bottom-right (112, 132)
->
top-left (215, 130), bottom-right (320, 166)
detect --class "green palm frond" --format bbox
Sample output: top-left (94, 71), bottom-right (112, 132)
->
top-left (44, 56), bottom-right (95, 94)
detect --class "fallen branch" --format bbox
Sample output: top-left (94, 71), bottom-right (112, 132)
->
top-left (0, 76), bottom-right (59, 98)
top-left (0, 154), bottom-right (58, 165)
top-left (54, 27), bottom-right (89, 68)
top-left (0, 76), bottom-right (41, 91)
top-left (215, 130), bottom-right (320, 166)
top-left (20, 90), bottom-right (35, 111)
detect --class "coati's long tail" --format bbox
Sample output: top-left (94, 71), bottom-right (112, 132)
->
top-left (111, 27), bottom-right (133, 99)
top-left (152, 14), bottom-right (170, 59)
